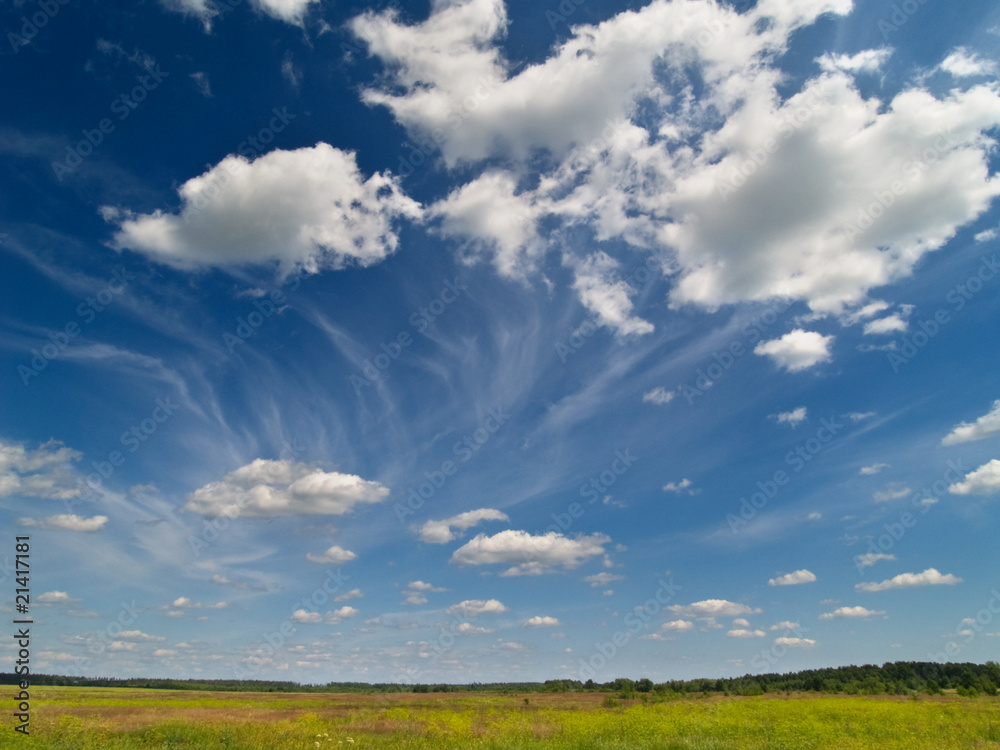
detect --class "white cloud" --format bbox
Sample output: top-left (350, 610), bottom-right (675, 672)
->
top-left (863, 314), bottom-right (908, 335)
top-left (661, 78), bottom-right (1000, 316)
top-left (569, 251), bottom-right (654, 337)
top-left (727, 628), bottom-right (766, 638)
top-left (949, 459), bottom-right (1000, 496)
top-left (189, 71), bottom-right (211, 98)
top-left (769, 621), bottom-right (800, 631)
top-left (525, 616), bottom-right (560, 628)
top-left (37, 591), bottom-right (74, 604)
top-left (416, 508), bottom-right (509, 544)
top-left (854, 552), bottom-right (895, 568)
top-left (450, 530), bottom-right (610, 576)
top-left (446, 599), bottom-right (507, 617)
top-left (181, 458), bottom-right (389, 518)
top-left (775, 637), bottom-right (816, 647)
top-left (291, 606), bottom-right (358, 625)
top-left (403, 580), bottom-right (447, 605)
top-left (170, 597), bottom-right (226, 610)
top-left (104, 144), bottom-right (420, 276)
top-left (456, 622), bottom-right (494, 635)
top-left (668, 599), bottom-right (761, 619)
top-left (768, 569), bottom-right (817, 586)
top-left (643, 387), bottom-right (675, 406)
top-left (352, 0), bottom-right (851, 166)
top-left (118, 630), bottom-right (166, 642)
top-left (773, 407), bottom-right (807, 426)
top-left (662, 619), bottom-right (694, 632)
top-left (819, 606), bottom-right (885, 620)
top-left (847, 412), bottom-right (876, 423)
top-left (162, 0), bottom-right (319, 29)
top-left (305, 546), bottom-right (357, 565)
top-left (663, 478), bottom-right (695, 494)
top-left (17, 514), bottom-right (107, 531)
top-left (976, 228), bottom-right (998, 243)
top-left (942, 400), bottom-right (1000, 445)
top-left (408, 580), bottom-right (445, 591)
top-left (817, 48), bottom-right (893, 74)
top-left (494, 639), bottom-right (528, 652)
top-left (0, 439), bottom-right (84, 500)
top-left (859, 463), bottom-right (889, 475)
top-left (855, 568), bottom-right (963, 592)
top-left (754, 330), bottom-right (833, 372)
top-left (940, 47), bottom-right (999, 78)
top-left (873, 485), bottom-right (911, 502)
top-left (251, 0), bottom-right (318, 24)
top-left (582, 572), bottom-right (624, 588)
top-left (732, 618), bottom-right (751, 628)
top-left (430, 171), bottom-right (545, 279)
top-left (333, 589), bottom-right (363, 603)
top-left (351, 0), bottom-right (1000, 334)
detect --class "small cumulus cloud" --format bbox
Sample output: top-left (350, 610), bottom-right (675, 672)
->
top-left (773, 407), bottom-right (807, 426)
top-left (643, 387), bottom-right (675, 406)
top-left (859, 463), bottom-right (889, 475)
top-left (949, 459), bottom-right (1000, 496)
top-left (446, 599), bottom-right (507, 617)
top-left (819, 606), bottom-right (885, 620)
top-left (525, 616), bottom-right (560, 628)
top-left (663, 478), bottom-right (695, 494)
top-left (416, 508), bottom-right (509, 544)
top-left (855, 568), bottom-right (962, 592)
top-left (768, 570), bottom-right (816, 586)
top-left (305, 545), bottom-right (357, 564)
top-left (942, 401), bottom-right (1000, 446)
top-left (16, 514), bottom-right (107, 531)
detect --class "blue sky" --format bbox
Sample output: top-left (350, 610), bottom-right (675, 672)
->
top-left (2, 0), bottom-right (1000, 684)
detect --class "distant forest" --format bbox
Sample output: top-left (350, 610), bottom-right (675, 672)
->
top-left (5, 661), bottom-right (1000, 698)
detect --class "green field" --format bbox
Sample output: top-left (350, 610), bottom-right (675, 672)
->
top-left (5, 687), bottom-right (1000, 749)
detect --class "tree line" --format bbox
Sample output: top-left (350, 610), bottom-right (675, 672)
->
top-left (3, 661), bottom-right (998, 697)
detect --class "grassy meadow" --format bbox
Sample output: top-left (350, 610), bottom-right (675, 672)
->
top-left (4, 687), bottom-right (1000, 749)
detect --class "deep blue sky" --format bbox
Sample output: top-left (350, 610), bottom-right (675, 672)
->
top-left (2, 0), bottom-right (1000, 683)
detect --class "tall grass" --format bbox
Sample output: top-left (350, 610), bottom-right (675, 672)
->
top-left (5, 687), bottom-right (998, 750)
